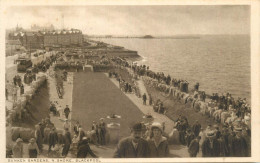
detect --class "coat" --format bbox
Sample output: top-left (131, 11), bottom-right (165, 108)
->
top-left (12, 143), bottom-right (23, 158)
top-left (114, 136), bottom-right (149, 158)
top-left (188, 139), bottom-right (200, 155)
top-left (192, 123), bottom-right (201, 136)
top-left (74, 125), bottom-right (80, 135)
top-left (143, 94), bottom-right (147, 101)
top-left (64, 131), bottom-right (72, 145)
top-left (230, 136), bottom-right (248, 157)
top-left (199, 131), bottom-right (206, 146)
top-left (202, 138), bottom-right (219, 157)
top-left (40, 124), bottom-right (45, 138)
top-left (28, 143), bottom-right (39, 158)
top-left (78, 130), bottom-right (85, 142)
top-left (48, 131), bottom-right (58, 146)
top-left (186, 132), bottom-right (195, 147)
top-left (218, 137), bottom-right (228, 156)
top-left (147, 137), bottom-right (169, 157)
top-left (168, 129), bottom-right (180, 144)
top-left (35, 129), bottom-right (43, 149)
top-left (64, 107), bottom-right (70, 114)
top-left (77, 139), bottom-right (97, 158)
top-left (99, 122), bottom-right (106, 134)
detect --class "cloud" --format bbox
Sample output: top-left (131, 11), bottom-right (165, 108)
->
top-left (5, 5), bottom-right (250, 35)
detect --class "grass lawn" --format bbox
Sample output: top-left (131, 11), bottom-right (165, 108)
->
top-left (144, 83), bottom-right (216, 129)
top-left (72, 72), bottom-right (144, 137)
top-left (110, 67), bottom-right (135, 85)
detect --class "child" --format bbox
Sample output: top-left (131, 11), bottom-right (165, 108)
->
top-left (71, 135), bottom-right (78, 156)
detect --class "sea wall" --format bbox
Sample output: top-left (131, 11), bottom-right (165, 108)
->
top-left (6, 74), bottom-right (48, 127)
top-left (106, 50), bottom-right (140, 58)
top-left (142, 76), bottom-right (251, 129)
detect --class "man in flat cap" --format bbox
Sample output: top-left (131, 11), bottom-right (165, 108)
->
top-left (230, 127), bottom-right (248, 157)
top-left (114, 122), bottom-right (149, 158)
top-left (201, 131), bottom-right (220, 157)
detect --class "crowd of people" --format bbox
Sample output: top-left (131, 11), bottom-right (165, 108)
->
top-left (208, 93), bottom-right (250, 119)
top-left (90, 119), bottom-right (107, 146)
top-left (113, 113), bottom-right (250, 158)
top-left (114, 122), bottom-right (169, 158)
top-left (109, 70), bottom-right (141, 97)
top-left (8, 52), bottom-right (252, 158)
top-left (174, 115), bottom-right (250, 157)
top-left (109, 57), bottom-right (251, 157)
top-left (6, 75), bottom-right (25, 103)
top-left (10, 106), bottom-right (100, 158)
top-left (111, 57), bottom-right (251, 118)
top-left (23, 69), bottom-right (36, 84)
top-left (6, 52), bottom-right (60, 102)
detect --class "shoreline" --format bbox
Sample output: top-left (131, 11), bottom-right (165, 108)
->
top-left (110, 57), bottom-right (250, 130)
top-left (121, 57), bottom-right (251, 105)
top-left (93, 38), bottom-right (250, 104)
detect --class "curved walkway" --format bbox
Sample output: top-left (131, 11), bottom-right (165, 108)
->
top-left (107, 74), bottom-right (196, 157)
top-left (108, 74), bottom-right (175, 133)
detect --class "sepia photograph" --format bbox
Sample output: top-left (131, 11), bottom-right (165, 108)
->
top-left (1, 0), bottom-right (260, 162)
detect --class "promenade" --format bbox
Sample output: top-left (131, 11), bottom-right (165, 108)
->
top-left (5, 55), bottom-right (198, 158)
top-left (108, 73), bottom-right (195, 157)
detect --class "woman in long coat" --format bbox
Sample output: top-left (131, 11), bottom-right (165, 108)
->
top-left (147, 122), bottom-right (169, 157)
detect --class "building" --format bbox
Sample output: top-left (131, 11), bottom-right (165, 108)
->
top-left (9, 29), bottom-right (83, 49)
top-left (42, 29), bottom-right (83, 47)
top-left (22, 32), bottom-right (43, 49)
top-left (6, 39), bottom-right (22, 47)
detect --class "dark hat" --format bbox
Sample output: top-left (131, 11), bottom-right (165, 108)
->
top-left (131, 122), bottom-right (143, 131)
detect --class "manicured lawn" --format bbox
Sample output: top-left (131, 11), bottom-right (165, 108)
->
top-left (144, 83), bottom-right (216, 129)
top-left (72, 72), bottom-right (144, 137)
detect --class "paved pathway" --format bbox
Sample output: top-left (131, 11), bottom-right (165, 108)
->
top-left (108, 74), bottom-right (175, 133)
top-left (48, 71), bottom-right (117, 158)
top-left (48, 66), bottom-right (74, 131)
top-left (107, 74), bottom-right (194, 157)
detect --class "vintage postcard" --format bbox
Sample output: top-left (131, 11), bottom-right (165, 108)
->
top-left (0, 0), bottom-right (260, 162)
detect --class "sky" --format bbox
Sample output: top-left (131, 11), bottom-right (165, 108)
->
top-left (5, 5), bottom-right (250, 35)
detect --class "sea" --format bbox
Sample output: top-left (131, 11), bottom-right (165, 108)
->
top-left (93, 35), bottom-right (251, 103)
